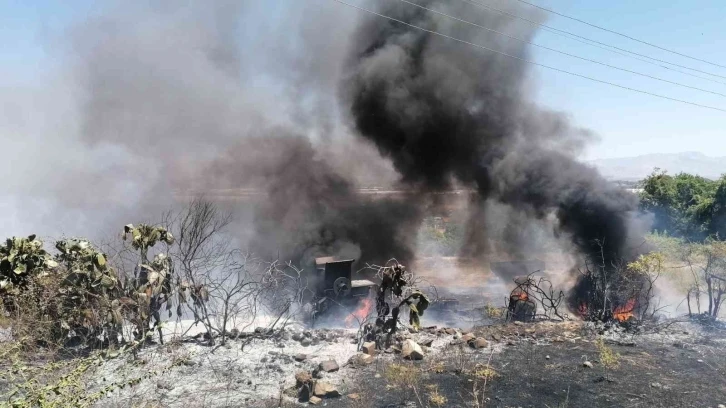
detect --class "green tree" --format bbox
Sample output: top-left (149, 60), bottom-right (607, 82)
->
top-left (640, 170), bottom-right (717, 240)
top-left (706, 176), bottom-right (726, 239)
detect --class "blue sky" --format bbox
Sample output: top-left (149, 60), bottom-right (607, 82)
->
top-left (2, 0), bottom-right (725, 160)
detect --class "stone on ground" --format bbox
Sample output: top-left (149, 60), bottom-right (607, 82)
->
top-left (362, 341), bottom-right (376, 355)
top-left (319, 360), bottom-right (339, 373)
top-left (402, 339), bottom-right (424, 360)
top-left (313, 381), bottom-right (341, 398)
top-left (348, 353), bottom-right (374, 367)
top-left (469, 338), bottom-right (488, 349)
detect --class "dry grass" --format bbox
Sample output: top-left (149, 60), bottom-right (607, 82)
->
top-left (384, 363), bottom-right (422, 390)
top-left (426, 384), bottom-right (448, 407)
top-left (472, 364), bottom-right (499, 381)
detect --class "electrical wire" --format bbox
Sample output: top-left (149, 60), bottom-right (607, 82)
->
top-left (329, 0), bottom-right (726, 113)
top-left (512, 0), bottom-right (726, 70)
top-left (455, 0), bottom-right (726, 81)
top-left (394, 0), bottom-right (726, 98)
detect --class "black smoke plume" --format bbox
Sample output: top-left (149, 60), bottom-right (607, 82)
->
top-left (206, 132), bottom-right (422, 266)
top-left (340, 1), bottom-right (647, 309)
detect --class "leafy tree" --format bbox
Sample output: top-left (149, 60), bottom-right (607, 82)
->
top-left (640, 170), bottom-right (718, 240)
top-left (707, 176), bottom-right (726, 239)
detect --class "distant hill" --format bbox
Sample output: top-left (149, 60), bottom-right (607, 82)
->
top-left (588, 152), bottom-right (726, 182)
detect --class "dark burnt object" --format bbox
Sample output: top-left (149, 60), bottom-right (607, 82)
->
top-left (508, 276), bottom-right (537, 322)
top-left (303, 257), bottom-right (377, 325)
top-left (568, 259), bottom-right (648, 324)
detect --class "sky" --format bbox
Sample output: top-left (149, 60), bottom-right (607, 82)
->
top-left (1, 0), bottom-right (725, 160)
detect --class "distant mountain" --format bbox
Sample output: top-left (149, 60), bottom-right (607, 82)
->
top-left (588, 152), bottom-right (726, 182)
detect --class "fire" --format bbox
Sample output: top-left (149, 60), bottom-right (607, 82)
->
top-left (345, 297), bottom-right (374, 327)
top-left (613, 298), bottom-right (636, 322)
top-left (578, 303), bottom-right (588, 318)
top-left (511, 290), bottom-right (528, 301)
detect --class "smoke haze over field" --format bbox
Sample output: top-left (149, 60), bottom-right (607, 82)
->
top-left (0, 0), bottom-right (647, 271)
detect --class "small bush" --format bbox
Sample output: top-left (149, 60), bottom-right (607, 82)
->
top-left (427, 386), bottom-right (447, 407)
top-left (384, 363), bottom-right (421, 389)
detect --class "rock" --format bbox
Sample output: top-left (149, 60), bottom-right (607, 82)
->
top-left (319, 360), bottom-right (340, 373)
top-left (718, 404), bottom-right (725, 408)
top-left (348, 393), bottom-right (361, 400)
top-left (303, 330), bottom-right (313, 338)
top-left (294, 353), bottom-right (308, 362)
top-left (348, 354), bottom-right (374, 367)
top-left (295, 371), bottom-right (313, 387)
top-left (697, 359), bottom-right (704, 363)
top-left (513, 321), bottom-right (523, 326)
top-left (309, 396), bottom-right (323, 405)
top-left (402, 339), bottom-right (424, 360)
top-left (419, 338), bottom-right (434, 348)
top-left (300, 338), bottom-right (312, 347)
top-left (313, 381), bottom-right (341, 398)
top-left (461, 333), bottom-right (475, 343)
top-left (583, 361), bottom-right (593, 368)
top-left (181, 358), bottom-right (199, 367)
top-left (292, 332), bottom-right (303, 341)
top-left (491, 333), bottom-right (501, 341)
top-left (469, 338), bottom-right (488, 349)
top-left (156, 380), bottom-right (174, 391)
top-left (545, 355), bottom-right (551, 360)
top-left (312, 338), bottom-right (321, 346)
top-left (650, 382), bottom-right (670, 390)
top-left (362, 341), bottom-right (376, 355)
top-left (444, 328), bottom-right (456, 335)
top-left (295, 371), bottom-right (314, 402)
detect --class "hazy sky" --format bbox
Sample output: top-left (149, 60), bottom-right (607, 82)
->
top-left (2, 0), bottom-right (725, 160)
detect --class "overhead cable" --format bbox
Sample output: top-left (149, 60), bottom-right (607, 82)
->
top-left (394, 0), bottom-right (726, 97)
top-left (330, 0), bottom-right (726, 113)
top-left (456, 0), bottom-right (726, 81)
top-left (512, 0), bottom-right (726, 70)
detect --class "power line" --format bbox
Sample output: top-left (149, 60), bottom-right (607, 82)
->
top-left (455, 0), bottom-right (726, 82)
top-left (512, 0), bottom-right (726, 70)
top-left (329, 0), bottom-right (726, 113)
top-left (394, 0), bottom-right (726, 98)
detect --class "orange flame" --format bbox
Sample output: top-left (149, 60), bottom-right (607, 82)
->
top-left (345, 297), bottom-right (374, 327)
top-left (511, 290), bottom-right (528, 301)
top-left (578, 303), bottom-right (588, 318)
top-left (613, 298), bottom-right (636, 322)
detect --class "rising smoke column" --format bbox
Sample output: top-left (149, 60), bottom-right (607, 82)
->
top-left (207, 132), bottom-right (423, 266)
top-left (341, 1), bottom-right (645, 290)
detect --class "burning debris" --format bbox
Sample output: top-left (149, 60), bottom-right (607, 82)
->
top-left (506, 274), bottom-right (567, 322)
top-left (569, 249), bottom-right (658, 325)
top-left (303, 257), bottom-right (377, 325)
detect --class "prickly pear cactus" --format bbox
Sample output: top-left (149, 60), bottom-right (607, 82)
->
top-left (0, 234), bottom-right (57, 293)
top-left (55, 238), bottom-right (120, 291)
top-left (123, 224), bottom-right (174, 257)
top-left (54, 238), bottom-right (126, 336)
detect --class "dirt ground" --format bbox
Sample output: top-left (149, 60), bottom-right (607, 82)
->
top-left (254, 320), bottom-right (726, 408)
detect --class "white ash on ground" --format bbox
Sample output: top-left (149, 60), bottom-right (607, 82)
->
top-left (89, 322), bottom-right (501, 407)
